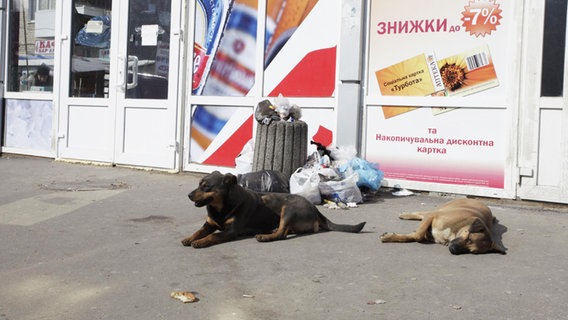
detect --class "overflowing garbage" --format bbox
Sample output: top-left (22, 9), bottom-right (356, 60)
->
top-left (236, 97), bottom-right (384, 206)
top-left (254, 94), bottom-right (302, 124)
top-left (290, 144), bottom-right (384, 205)
top-left (237, 141), bottom-right (384, 206)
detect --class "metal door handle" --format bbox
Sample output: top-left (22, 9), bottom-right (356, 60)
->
top-left (126, 55), bottom-right (139, 90)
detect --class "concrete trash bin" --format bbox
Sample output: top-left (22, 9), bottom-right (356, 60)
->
top-left (253, 121), bottom-right (308, 180)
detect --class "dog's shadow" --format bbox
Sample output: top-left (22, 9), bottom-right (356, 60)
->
top-left (492, 219), bottom-right (508, 253)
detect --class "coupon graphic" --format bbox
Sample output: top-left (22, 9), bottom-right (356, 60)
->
top-left (376, 52), bottom-right (444, 118)
top-left (376, 52), bottom-right (444, 97)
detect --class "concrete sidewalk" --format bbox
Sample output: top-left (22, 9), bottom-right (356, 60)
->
top-left (0, 156), bottom-right (567, 320)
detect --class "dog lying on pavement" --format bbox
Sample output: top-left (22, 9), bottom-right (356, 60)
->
top-left (380, 198), bottom-right (506, 254)
top-left (182, 171), bottom-right (366, 248)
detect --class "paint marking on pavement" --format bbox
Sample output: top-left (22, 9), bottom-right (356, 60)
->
top-left (0, 190), bottom-right (125, 226)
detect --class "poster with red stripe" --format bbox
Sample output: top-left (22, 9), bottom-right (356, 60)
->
top-left (190, 0), bottom-right (337, 168)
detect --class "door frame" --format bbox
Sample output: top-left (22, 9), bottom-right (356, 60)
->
top-left (517, 0), bottom-right (568, 203)
top-left (0, 0), bottom-right (5, 150)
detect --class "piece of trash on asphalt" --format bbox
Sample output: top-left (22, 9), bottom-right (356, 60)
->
top-left (324, 201), bottom-right (341, 209)
top-left (323, 199), bottom-right (354, 209)
top-left (450, 305), bottom-right (462, 310)
top-left (323, 200), bottom-right (347, 209)
top-left (367, 299), bottom-right (386, 305)
top-left (392, 184), bottom-right (414, 196)
top-left (170, 291), bottom-right (199, 303)
top-left (312, 274), bottom-right (327, 283)
top-left (242, 294), bottom-right (255, 298)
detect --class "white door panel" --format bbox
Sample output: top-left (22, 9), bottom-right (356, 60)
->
top-left (63, 104), bottom-right (114, 162)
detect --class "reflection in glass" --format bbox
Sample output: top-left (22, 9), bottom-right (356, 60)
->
top-left (7, 0), bottom-right (56, 93)
top-left (69, 0), bottom-right (112, 97)
top-left (124, 0), bottom-right (171, 99)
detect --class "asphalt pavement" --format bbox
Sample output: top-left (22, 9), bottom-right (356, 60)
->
top-left (0, 155), bottom-right (567, 320)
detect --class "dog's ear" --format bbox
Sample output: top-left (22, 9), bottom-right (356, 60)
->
top-left (223, 173), bottom-right (237, 186)
top-left (470, 219), bottom-right (487, 233)
top-left (491, 242), bottom-right (507, 254)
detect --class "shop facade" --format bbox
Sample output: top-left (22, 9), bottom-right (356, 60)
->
top-left (1, 0), bottom-right (567, 204)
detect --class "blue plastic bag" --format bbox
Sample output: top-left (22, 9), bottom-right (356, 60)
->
top-left (75, 16), bottom-right (111, 48)
top-left (349, 157), bottom-right (384, 191)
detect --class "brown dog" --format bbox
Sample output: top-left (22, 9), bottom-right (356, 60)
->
top-left (380, 198), bottom-right (506, 254)
top-left (182, 171), bottom-right (366, 248)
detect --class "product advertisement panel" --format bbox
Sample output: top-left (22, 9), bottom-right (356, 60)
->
top-left (189, 0), bottom-right (337, 168)
top-left (365, 0), bottom-right (516, 190)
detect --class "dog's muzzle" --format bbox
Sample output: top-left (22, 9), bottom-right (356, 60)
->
top-left (188, 191), bottom-right (213, 207)
top-left (448, 240), bottom-right (469, 255)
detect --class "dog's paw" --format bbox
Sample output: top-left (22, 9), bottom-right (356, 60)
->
top-left (181, 238), bottom-right (193, 247)
top-left (190, 239), bottom-right (207, 248)
top-left (255, 234), bottom-right (269, 242)
top-left (380, 232), bottom-right (394, 242)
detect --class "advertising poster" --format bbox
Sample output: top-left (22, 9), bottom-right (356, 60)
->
top-left (190, 0), bottom-right (337, 167)
top-left (366, 0), bottom-right (513, 189)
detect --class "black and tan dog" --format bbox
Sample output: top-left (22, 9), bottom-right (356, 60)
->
top-left (182, 171), bottom-right (366, 248)
top-left (380, 198), bottom-right (506, 254)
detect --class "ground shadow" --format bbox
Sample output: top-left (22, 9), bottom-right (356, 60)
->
top-left (492, 219), bottom-right (509, 253)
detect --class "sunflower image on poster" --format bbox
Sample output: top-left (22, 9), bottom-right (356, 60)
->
top-left (438, 45), bottom-right (499, 96)
top-left (432, 45), bottom-right (499, 115)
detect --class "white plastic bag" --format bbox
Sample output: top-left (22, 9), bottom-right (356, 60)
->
top-left (235, 139), bottom-right (254, 174)
top-left (318, 172), bottom-right (363, 204)
top-left (289, 167), bottom-right (322, 204)
top-left (330, 145), bottom-right (357, 163)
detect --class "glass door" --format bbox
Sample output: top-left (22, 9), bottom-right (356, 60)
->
top-left (57, 0), bottom-right (115, 163)
top-left (113, 0), bottom-right (181, 168)
top-left (58, 0), bottom-right (181, 169)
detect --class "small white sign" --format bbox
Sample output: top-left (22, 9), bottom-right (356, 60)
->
top-left (141, 24), bottom-right (159, 46)
top-left (85, 20), bottom-right (104, 34)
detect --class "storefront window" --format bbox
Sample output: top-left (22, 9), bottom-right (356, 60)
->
top-left (6, 0), bottom-right (56, 93)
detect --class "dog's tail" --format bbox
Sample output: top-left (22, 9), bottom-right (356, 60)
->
top-left (318, 212), bottom-right (366, 233)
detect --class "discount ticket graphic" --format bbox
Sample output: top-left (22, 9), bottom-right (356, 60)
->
top-left (461, 0), bottom-right (503, 37)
